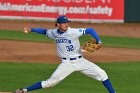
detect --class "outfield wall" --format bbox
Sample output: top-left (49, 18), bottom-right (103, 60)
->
top-left (125, 0), bottom-right (140, 23)
top-left (2, 0), bottom-right (140, 23)
top-left (0, 0), bottom-right (124, 23)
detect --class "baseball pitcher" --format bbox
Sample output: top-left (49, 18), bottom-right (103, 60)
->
top-left (13, 16), bottom-right (116, 93)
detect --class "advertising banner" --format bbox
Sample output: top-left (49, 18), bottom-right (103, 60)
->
top-left (0, 0), bottom-right (124, 23)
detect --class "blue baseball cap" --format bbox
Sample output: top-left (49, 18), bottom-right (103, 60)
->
top-left (56, 16), bottom-right (71, 23)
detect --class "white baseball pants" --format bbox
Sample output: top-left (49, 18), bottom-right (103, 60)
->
top-left (41, 57), bottom-right (108, 88)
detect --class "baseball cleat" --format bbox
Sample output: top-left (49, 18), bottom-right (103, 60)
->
top-left (12, 88), bottom-right (27, 93)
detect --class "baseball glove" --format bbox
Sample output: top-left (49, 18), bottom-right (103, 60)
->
top-left (83, 38), bottom-right (100, 53)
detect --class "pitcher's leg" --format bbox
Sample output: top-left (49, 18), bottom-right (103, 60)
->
top-left (79, 58), bottom-right (116, 93)
top-left (42, 61), bottom-right (75, 88)
top-left (20, 61), bottom-right (75, 92)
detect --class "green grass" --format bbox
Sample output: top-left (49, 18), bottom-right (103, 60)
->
top-left (0, 62), bottom-right (140, 93)
top-left (0, 30), bottom-right (54, 42)
top-left (0, 30), bottom-right (140, 48)
top-left (100, 36), bottom-right (140, 48)
top-left (79, 35), bottom-right (140, 48)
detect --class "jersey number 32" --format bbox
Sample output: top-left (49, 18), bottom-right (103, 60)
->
top-left (66, 45), bottom-right (74, 51)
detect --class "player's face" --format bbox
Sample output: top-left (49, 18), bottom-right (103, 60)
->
top-left (57, 22), bottom-right (69, 32)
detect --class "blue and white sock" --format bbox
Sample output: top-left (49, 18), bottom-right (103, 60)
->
top-left (102, 79), bottom-right (116, 93)
top-left (25, 82), bottom-right (42, 92)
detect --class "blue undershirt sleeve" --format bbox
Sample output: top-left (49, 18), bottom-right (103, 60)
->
top-left (31, 28), bottom-right (47, 35)
top-left (85, 28), bottom-right (102, 43)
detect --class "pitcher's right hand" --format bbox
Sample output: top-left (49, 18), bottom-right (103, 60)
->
top-left (23, 27), bottom-right (31, 34)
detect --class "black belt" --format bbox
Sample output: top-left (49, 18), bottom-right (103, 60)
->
top-left (62, 56), bottom-right (82, 60)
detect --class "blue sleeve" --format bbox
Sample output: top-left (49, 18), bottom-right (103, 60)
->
top-left (31, 28), bottom-right (47, 35)
top-left (85, 28), bottom-right (102, 43)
